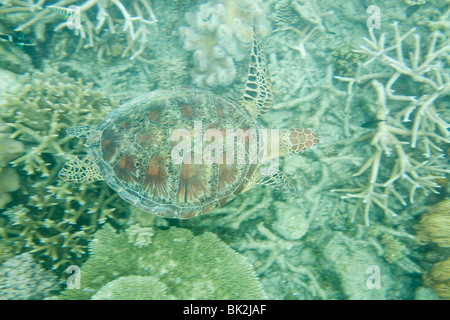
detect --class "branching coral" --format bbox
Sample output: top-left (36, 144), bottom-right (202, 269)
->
top-left (0, 67), bottom-right (130, 270)
top-left (59, 225), bottom-right (267, 300)
top-left (332, 22), bottom-right (450, 225)
top-left (0, 0), bottom-right (158, 61)
top-left (179, 0), bottom-right (270, 87)
top-left (272, 0), bottom-right (333, 58)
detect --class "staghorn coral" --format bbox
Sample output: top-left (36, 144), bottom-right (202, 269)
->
top-left (332, 22), bottom-right (450, 225)
top-left (58, 225), bottom-right (267, 300)
top-left (1, 67), bottom-right (117, 176)
top-left (179, 0), bottom-right (270, 87)
top-left (0, 252), bottom-right (59, 300)
top-left (0, 0), bottom-right (158, 61)
top-left (416, 198), bottom-right (450, 247)
top-left (272, 0), bottom-right (333, 59)
top-left (0, 67), bottom-right (130, 270)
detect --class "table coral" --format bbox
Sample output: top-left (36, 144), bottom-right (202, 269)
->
top-left (58, 225), bottom-right (267, 300)
top-left (92, 275), bottom-right (173, 300)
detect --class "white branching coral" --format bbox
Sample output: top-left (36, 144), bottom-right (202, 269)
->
top-left (179, 0), bottom-right (270, 87)
top-left (0, 0), bottom-right (158, 60)
top-left (333, 22), bottom-right (449, 226)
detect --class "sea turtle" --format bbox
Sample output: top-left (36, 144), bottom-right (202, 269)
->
top-left (58, 24), bottom-right (319, 219)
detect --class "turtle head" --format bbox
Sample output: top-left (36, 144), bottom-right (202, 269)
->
top-left (279, 128), bottom-right (319, 156)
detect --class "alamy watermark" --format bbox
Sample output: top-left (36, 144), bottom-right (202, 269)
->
top-left (170, 121), bottom-right (279, 166)
top-left (66, 5), bottom-right (82, 30)
top-left (367, 5), bottom-right (381, 29)
top-left (66, 265), bottom-right (81, 289)
top-left (366, 265), bottom-right (381, 289)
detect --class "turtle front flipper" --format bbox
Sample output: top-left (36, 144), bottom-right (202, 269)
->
top-left (241, 22), bottom-right (272, 118)
top-left (59, 155), bottom-right (103, 183)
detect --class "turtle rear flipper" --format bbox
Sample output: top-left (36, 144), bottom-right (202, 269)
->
top-left (256, 167), bottom-right (298, 193)
top-left (59, 155), bottom-right (103, 183)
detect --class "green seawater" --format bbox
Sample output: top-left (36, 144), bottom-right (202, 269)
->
top-left (0, 0), bottom-right (448, 301)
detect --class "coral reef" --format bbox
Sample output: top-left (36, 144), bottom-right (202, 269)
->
top-left (0, 0), bottom-right (446, 301)
top-left (59, 225), bottom-right (267, 300)
top-left (416, 198), bottom-right (450, 247)
top-left (272, 0), bottom-right (333, 59)
top-left (323, 232), bottom-right (394, 299)
top-left (332, 22), bottom-right (450, 225)
top-left (0, 123), bottom-right (24, 209)
top-left (0, 252), bottom-right (59, 299)
top-left (92, 275), bottom-right (173, 300)
top-left (403, 0), bottom-right (427, 5)
top-left (179, 0), bottom-right (270, 87)
top-left (424, 258), bottom-right (450, 299)
top-left (126, 224), bottom-right (154, 248)
top-left (0, 0), bottom-right (158, 61)
top-left (0, 167), bottom-right (21, 209)
top-left (331, 45), bottom-right (361, 77)
top-left (0, 241), bottom-right (14, 265)
top-left (0, 67), bottom-right (129, 270)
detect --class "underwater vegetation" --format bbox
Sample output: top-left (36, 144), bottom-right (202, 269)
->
top-left (58, 225), bottom-right (266, 299)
